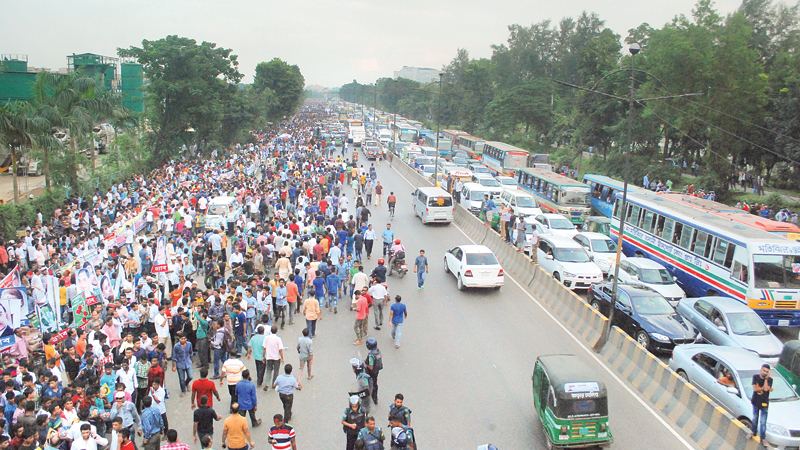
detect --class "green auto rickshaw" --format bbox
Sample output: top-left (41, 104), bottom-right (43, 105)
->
top-left (532, 354), bottom-right (612, 449)
top-left (777, 340), bottom-right (800, 392)
top-left (479, 210), bottom-right (502, 231)
top-left (583, 216), bottom-right (611, 236)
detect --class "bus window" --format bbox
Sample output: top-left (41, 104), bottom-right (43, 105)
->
top-left (655, 215), bottom-right (666, 237)
top-left (712, 239), bottom-right (736, 268)
top-left (732, 260), bottom-right (749, 284)
top-left (693, 231), bottom-right (712, 258)
top-left (641, 210), bottom-right (655, 234)
top-left (679, 225), bottom-right (695, 250)
top-left (613, 199), bottom-right (623, 219)
top-left (671, 222), bottom-right (683, 245)
top-left (626, 205), bottom-right (642, 227)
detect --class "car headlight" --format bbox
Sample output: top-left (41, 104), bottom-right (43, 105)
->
top-left (650, 333), bottom-right (670, 342)
top-left (597, 259), bottom-right (611, 268)
top-left (563, 272), bottom-right (576, 278)
top-left (766, 423), bottom-right (789, 437)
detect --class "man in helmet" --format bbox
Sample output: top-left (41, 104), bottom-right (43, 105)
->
top-left (388, 413), bottom-right (416, 449)
top-left (349, 358), bottom-right (373, 414)
top-left (370, 259), bottom-right (387, 284)
top-left (364, 338), bottom-right (383, 405)
top-left (342, 395), bottom-right (366, 450)
top-left (356, 415), bottom-right (385, 450)
top-left (387, 239), bottom-right (405, 276)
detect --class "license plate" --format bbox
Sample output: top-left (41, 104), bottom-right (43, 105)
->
top-left (579, 427), bottom-right (589, 436)
top-left (401, 265), bottom-right (407, 269)
top-left (779, 320), bottom-right (790, 326)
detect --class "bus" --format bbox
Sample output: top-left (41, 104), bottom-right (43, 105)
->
top-left (422, 135), bottom-right (452, 157)
top-left (456, 135), bottom-right (485, 159)
top-left (481, 141), bottom-right (529, 176)
top-left (442, 130), bottom-right (469, 149)
top-left (658, 192), bottom-right (800, 240)
top-left (581, 174), bottom-right (649, 218)
top-left (516, 168), bottom-right (592, 225)
top-left (611, 189), bottom-right (800, 326)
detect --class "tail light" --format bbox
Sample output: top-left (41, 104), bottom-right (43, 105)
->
top-left (498, 269), bottom-right (504, 277)
top-left (464, 270), bottom-right (473, 277)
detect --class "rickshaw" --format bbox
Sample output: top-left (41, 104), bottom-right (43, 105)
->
top-left (582, 216), bottom-right (611, 236)
top-left (532, 354), bottom-right (612, 449)
top-left (777, 340), bottom-right (800, 391)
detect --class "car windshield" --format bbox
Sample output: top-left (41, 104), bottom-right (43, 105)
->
top-left (591, 239), bottom-right (617, 253)
top-left (753, 254), bottom-right (800, 289)
top-left (479, 178), bottom-right (501, 187)
top-left (516, 196), bottom-right (537, 208)
top-left (739, 371), bottom-right (798, 401)
top-left (466, 252), bottom-right (499, 265)
top-left (638, 268), bottom-right (673, 284)
top-left (470, 190), bottom-right (489, 201)
top-left (421, 166), bottom-right (434, 173)
top-left (561, 186), bottom-right (591, 206)
top-left (727, 312), bottom-right (771, 336)
top-left (473, 166), bottom-right (490, 173)
top-left (499, 178), bottom-right (517, 186)
top-left (549, 218), bottom-right (575, 230)
top-left (554, 248), bottom-right (590, 263)
top-left (632, 295), bottom-right (674, 315)
top-left (207, 204), bottom-right (230, 215)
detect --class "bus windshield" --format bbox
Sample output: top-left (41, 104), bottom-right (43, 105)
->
top-left (554, 248), bottom-right (591, 263)
top-left (753, 254), bottom-right (800, 289)
top-left (516, 196), bottom-right (537, 208)
top-left (561, 187), bottom-right (591, 206)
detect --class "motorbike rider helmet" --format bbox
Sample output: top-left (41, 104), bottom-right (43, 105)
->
top-left (378, 258), bottom-right (385, 265)
top-left (394, 239), bottom-right (401, 244)
top-left (366, 337), bottom-right (378, 350)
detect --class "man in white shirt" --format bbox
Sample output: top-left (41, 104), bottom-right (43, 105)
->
top-left (153, 306), bottom-right (171, 356)
top-left (368, 282), bottom-right (389, 330)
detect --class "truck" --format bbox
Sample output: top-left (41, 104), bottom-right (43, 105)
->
top-left (350, 126), bottom-right (366, 147)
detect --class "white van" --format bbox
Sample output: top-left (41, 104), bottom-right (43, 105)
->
top-left (460, 182), bottom-right (490, 214)
top-left (412, 186), bottom-right (454, 224)
top-left (500, 189), bottom-right (542, 217)
top-left (205, 196), bottom-right (243, 231)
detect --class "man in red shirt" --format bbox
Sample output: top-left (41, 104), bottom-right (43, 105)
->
top-left (353, 288), bottom-right (370, 346)
top-left (191, 368), bottom-right (220, 409)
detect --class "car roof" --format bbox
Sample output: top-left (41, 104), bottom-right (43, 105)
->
top-left (689, 296), bottom-right (757, 313)
top-left (536, 354), bottom-right (607, 394)
top-left (677, 344), bottom-right (769, 369)
top-left (576, 232), bottom-right (612, 240)
top-left (625, 257), bottom-right (667, 269)
top-left (462, 182), bottom-right (486, 190)
top-left (594, 282), bottom-right (659, 296)
top-left (540, 213), bottom-right (570, 220)
top-left (457, 244), bottom-right (494, 254)
top-left (541, 235), bottom-right (582, 247)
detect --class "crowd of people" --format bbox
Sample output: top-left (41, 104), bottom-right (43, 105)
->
top-left (0, 103), bottom-right (418, 450)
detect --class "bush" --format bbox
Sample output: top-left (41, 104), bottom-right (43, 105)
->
top-left (0, 188), bottom-right (68, 239)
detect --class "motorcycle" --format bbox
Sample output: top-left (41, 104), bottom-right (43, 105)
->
top-left (387, 251), bottom-right (407, 278)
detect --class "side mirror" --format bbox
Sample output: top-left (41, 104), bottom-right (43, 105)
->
top-left (673, 276), bottom-right (678, 282)
top-left (545, 254), bottom-right (554, 260)
top-left (589, 255), bottom-right (595, 261)
top-left (631, 275), bottom-right (638, 281)
top-left (726, 386), bottom-right (740, 396)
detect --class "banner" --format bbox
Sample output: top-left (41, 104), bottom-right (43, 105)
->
top-left (0, 266), bottom-right (21, 289)
top-left (99, 275), bottom-right (114, 302)
top-left (151, 235), bottom-right (168, 273)
top-left (37, 304), bottom-right (58, 333)
top-left (113, 264), bottom-right (124, 301)
top-left (71, 293), bottom-right (91, 328)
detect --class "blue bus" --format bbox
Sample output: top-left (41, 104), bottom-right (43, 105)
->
top-left (581, 174), bottom-right (648, 218)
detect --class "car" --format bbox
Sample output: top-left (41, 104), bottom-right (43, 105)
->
top-left (537, 235), bottom-right (603, 290)
top-left (452, 156), bottom-right (469, 168)
top-left (572, 232), bottom-right (625, 275)
top-left (468, 163), bottom-right (492, 176)
top-left (510, 216), bottom-right (549, 253)
top-left (452, 150), bottom-right (469, 160)
top-left (583, 216), bottom-right (612, 237)
top-left (495, 176), bottom-right (519, 190)
top-left (417, 165), bottom-right (436, 177)
top-left (533, 214), bottom-right (578, 239)
top-left (611, 258), bottom-right (685, 306)
top-left (589, 283), bottom-right (697, 352)
top-left (676, 297), bottom-right (784, 364)
top-left (443, 244), bottom-right (504, 291)
top-left (472, 174), bottom-right (503, 197)
top-left (669, 344), bottom-right (800, 448)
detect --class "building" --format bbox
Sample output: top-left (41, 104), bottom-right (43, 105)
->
top-left (393, 66), bottom-right (441, 84)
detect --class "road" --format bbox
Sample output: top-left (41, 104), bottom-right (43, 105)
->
top-left (156, 147), bottom-right (700, 449)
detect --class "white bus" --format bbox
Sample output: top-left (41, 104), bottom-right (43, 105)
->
top-left (611, 190), bottom-right (800, 326)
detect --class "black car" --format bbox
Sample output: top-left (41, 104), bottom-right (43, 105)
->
top-left (589, 283), bottom-right (697, 353)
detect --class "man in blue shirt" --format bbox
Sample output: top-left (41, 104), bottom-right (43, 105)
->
top-left (389, 295), bottom-right (408, 348)
top-left (413, 249), bottom-right (429, 290)
top-left (172, 332), bottom-right (194, 395)
top-left (235, 369), bottom-right (262, 427)
top-left (274, 279), bottom-right (288, 330)
top-left (325, 272), bottom-right (341, 311)
top-left (140, 396), bottom-right (164, 450)
top-left (381, 223), bottom-right (395, 257)
top-left (312, 271), bottom-right (326, 304)
top-left (232, 304), bottom-right (248, 356)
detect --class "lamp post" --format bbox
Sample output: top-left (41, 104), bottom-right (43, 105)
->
top-left (596, 42), bottom-right (640, 351)
top-left (433, 72), bottom-right (444, 184)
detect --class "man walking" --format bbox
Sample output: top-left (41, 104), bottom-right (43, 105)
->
top-left (268, 414), bottom-right (297, 450)
top-left (140, 397), bottom-right (163, 450)
top-left (368, 282), bottom-right (388, 331)
top-left (263, 325), bottom-right (284, 391)
top-left (160, 429), bottom-right (190, 450)
top-left (413, 250), bottom-right (428, 290)
top-left (388, 295), bottom-right (407, 349)
top-left (235, 370), bottom-right (262, 428)
top-left (273, 364), bottom-right (301, 423)
top-left (222, 404), bottom-right (254, 450)
top-left (353, 290), bottom-right (369, 346)
top-left (172, 332), bottom-right (194, 397)
top-left (296, 328), bottom-right (313, 384)
top-left (219, 351), bottom-right (246, 408)
top-left (246, 327), bottom-right (267, 387)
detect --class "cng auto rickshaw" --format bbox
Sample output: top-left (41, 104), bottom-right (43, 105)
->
top-left (777, 340), bottom-right (800, 392)
top-left (532, 354), bottom-right (612, 449)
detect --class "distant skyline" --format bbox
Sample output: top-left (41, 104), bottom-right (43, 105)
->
top-left (1, 0), bottom-right (744, 87)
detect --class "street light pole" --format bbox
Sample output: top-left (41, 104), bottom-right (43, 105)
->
top-left (595, 42), bottom-right (640, 352)
top-left (433, 72), bottom-right (443, 184)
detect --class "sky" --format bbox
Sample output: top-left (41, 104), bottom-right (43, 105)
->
top-left (1, 0), bottom-right (744, 88)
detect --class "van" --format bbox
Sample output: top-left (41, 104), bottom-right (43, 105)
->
top-left (468, 163), bottom-right (492, 176)
top-left (460, 182), bottom-right (491, 214)
top-left (500, 189), bottom-right (542, 217)
top-left (205, 196), bottom-right (243, 233)
top-left (420, 146), bottom-right (439, 159)
top-left (412, 186), bottom-right (454, 224)
top-left (471, 173), bottom-right (503, 197)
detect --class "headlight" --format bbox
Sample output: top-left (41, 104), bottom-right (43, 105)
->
top-left (650, 333), bottom-right (670, 342)
top-left (766, 423), bottom-right (789, 437)
top-left (597, 259), bottom-right (611, 268)
top-left (563, 272), bottom-right (576, 278)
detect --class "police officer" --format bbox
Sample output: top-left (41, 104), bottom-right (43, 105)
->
top-left (388, 414), bottom-right (416, 449)
top-left (356, 415), bottom-right (385, 450)
top-left (388, 393), bottom-right (412, 426)
top-left (365, 338), bottom-right (383, 405)
top-left (349, 358), bottom-right (373, 414)
top-left (342, 395), bottom-right (366, 450)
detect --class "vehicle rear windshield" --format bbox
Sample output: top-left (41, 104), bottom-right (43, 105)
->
top-left (591, 239), bottom-right (616, 253)
top-left (466, 253), bottom-right (499, 265)
top-left (427, 196), bottom-right (453, 207)
top-left (639, 268), bottom-right (673, 284)
top-left (554, 248), bottom-right (590, 263)
top-left (516, 197), bottom-right (537, 208)
top-left (470, 191), bottom-right (488, 201)
top-left (739, 371), bottom-right (798, 401)
top-left (753, 254), bottom-right (800, 289)
top-left (632, 295), bottom-right (674, 315)
top-left (207, 205), bottom-right (230, 215)
top-left (549, 218), bottom-right (575, 230)
top-left (557, 397), bottom-right (608, 419)
top-left (479, 178), bottom-right (501, 187)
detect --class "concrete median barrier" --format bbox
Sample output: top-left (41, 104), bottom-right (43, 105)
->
top-left (600, 327), bottom-right (760, 450)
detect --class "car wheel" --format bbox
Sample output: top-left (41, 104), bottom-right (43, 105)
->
top-left (553, 272), bottom-right (561, 282)
top-left (591, 300), bottom-right (603, 315)
top-left (676, 370), bottom-right (689, 382)
top-left (738, 417), bottom-right (752, 429)
top-left (493, 286), bottom-right (501, 291)
top-left (457, 275), bottom-right (466, 291)
top-left (444, 258), bottom-right (450, 274)
top-left (607, 275), bottom-right (614, 283)
top-left (636, 331), bottom-right (650, 349)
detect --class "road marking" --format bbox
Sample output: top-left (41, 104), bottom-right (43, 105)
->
top-left (387, 162), bottom-right (697, 450)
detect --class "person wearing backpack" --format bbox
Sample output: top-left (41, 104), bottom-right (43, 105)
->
top-left (388, 414), bottom-right (416, 449)
top-left (355, 415), bottom-right (385, 450)
top-left (364, 338), bottom-right (382, 405)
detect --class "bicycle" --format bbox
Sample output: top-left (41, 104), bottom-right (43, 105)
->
top-left (388, 203), bottom-right (395, 219)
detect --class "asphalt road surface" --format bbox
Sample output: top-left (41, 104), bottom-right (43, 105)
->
top-left (155, 147), bottom-right (700, 449)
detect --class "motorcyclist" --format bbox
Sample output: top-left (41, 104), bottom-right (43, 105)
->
top-left (387, 239), bottom-right (406, 276)
top-left (371, 259), bottom-right (388, 283)
top-left (349, 358), bottom-right (373, 414)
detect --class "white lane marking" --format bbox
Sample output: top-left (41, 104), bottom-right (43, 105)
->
top-left (387, 163), bottom-right (696, 450)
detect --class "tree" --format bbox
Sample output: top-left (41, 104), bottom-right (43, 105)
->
top-left (254, 58), bottom-right (305, 122)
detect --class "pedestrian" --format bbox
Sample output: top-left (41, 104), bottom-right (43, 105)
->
top-left (171, 332), bottom-right (194, 397)
top-left (413, 250), bottom-right (428, 290)
top-left (263, 326), bottom-right (284, 391)
top-left (219, 351), bottom-right (246, 408)
top-left (302, 295), bottom-right (321, 338)
top-left (267, 414), bottom-right (297, 450)
top-left (364, 225), bottom-right (376, 259)
top-left (140, 397), bottom-right (164, 450)
top-left (388, 393), bottom-right (412, 426)
top-left (192, 394), bottom-right (221, 444)
top-left (341, 396), bottom-right (366, 450)
top-left (272, 364), bottom-right (301, 423)
top-left (296, 328), bottom-right (313, 384)
top-left (235, 369), bottom-right (262, 428)
top-left (149, 377), bottom-right (168, 433)
top-left (364, 338), bottom-right (383, 405)
top-left (388, 295), bottom-right (407, 349)
top-left (246, 327), bottom-right (267, 388)
top-left (222, 404), bottom-right (254, 450)
top-left (232, 304), bottom-right (248, 355)
top-left (160, 429), bottom-right (190, 450)
top-left (72, 424), bottom-right (109, 450)
top-left (108, 391), bottom-right (141, 440)
top-left (529, 222), bottom-right (539, 264)
top-left (749, 363), bottom-right (774, 443)
top-left (274, 279), bottom-right (289, 330)
top-left (353, 290), bottom-right (369, 346)
top-left (356, 416), bottom-right (385, 450)
top-left (194, 309), bottom-right (210, 369)
top-left (368, 282), bottom-right (388, 330)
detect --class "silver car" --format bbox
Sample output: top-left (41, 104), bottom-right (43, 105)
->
top-left (676, 297), bottom-right (784, 364)
top-left (669, 345), bottom-right (800, 449)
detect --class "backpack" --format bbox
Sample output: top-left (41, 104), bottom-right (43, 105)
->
top-left (222, 328), bottom-right (234, 353)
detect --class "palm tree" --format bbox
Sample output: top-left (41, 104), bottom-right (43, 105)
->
top-left (0, 103), bottom-right (50, 203)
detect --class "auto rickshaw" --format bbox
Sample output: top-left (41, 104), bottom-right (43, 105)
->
top-left (532, 354), bottom-right (612, 449)
top-left (583, 216), bottom-right (611, 236)
top-left (777, 340), bottom-right (800, 392)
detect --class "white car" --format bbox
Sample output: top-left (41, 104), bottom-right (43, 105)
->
top-left (613, 257), bottom-right (685, 307)
top-left (444, 244), bottom-right (504, 291)
top-left (418, 165), bottom-right (436, 177)
top-left (472, 174), bottom-right (503, 197)
top-left (537, 235), bottom-right (603, 290)
top-left (495, 176), bottom-right (519, 190)
top-left (572, 232), bottom-right (624, 275)
top-left (510, 217), bottom-right (549, 254)
top-left (533, 214), bottom-right (578, 239)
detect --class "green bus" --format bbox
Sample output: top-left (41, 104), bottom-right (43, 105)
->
top-left (516, 168), bottom-right (592, 225)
